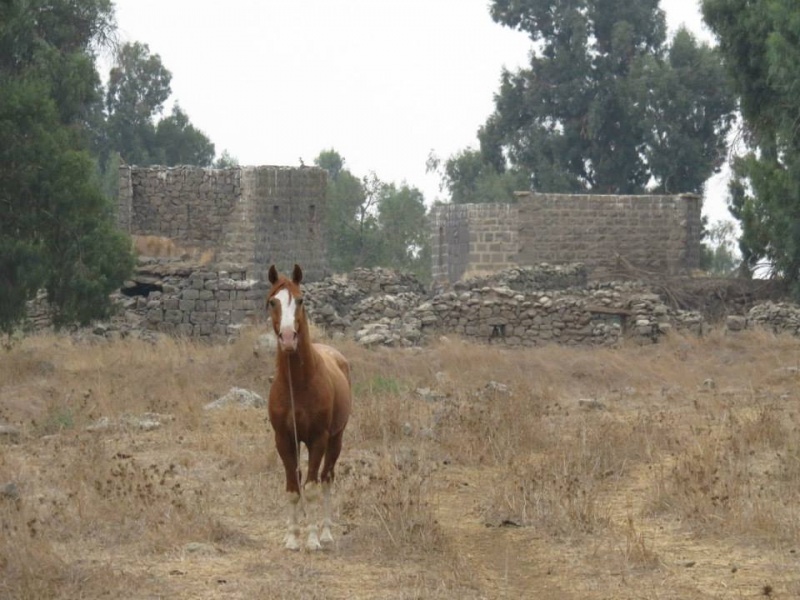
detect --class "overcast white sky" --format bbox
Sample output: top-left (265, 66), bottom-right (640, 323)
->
top-left (108, 0), bottom-right (729, 221)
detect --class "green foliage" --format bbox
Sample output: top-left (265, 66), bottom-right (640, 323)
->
top-left (354, 375), bottom-right (403, 397)
top-left (104, 42), bottom-right (213, 167)
top-left (214, 149), bottom-right (239, 168)
top-left (317, 150), bottom-right (371, 272)
top-left (427, 149), bottom-right (530, 204)
top-left (315, 150), bottom-right (431, 280)
top-left (0, 0), bottom-right (134, 333)
top-left (700, 220), bottom-right (740, 275)
top-left (703, 0), bottom-right (800, 289)
top-left (376, 182), bottom-right (431, 280)
top-left (633, 29), bottom-right (737, 194)
top-left (154, 104), bottom-right (215, 166)
top-left (40, 151), bottom-right (134, 328)
top-left (438, 0), bottom-right (735, 199)
top-left (104, 41), bottom-right (171, 165)
top-left (316, 149), bottom-right (345, 181)
top-left (96, 151), bottom-right (121, 200)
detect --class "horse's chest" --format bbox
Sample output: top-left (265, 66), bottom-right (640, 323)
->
top-left (274, 386), bottom-right (331, 423)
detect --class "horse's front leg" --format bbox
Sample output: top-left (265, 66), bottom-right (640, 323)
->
top-left (275, 433), bottom-right (302, 551)
top-left (285, 489), bottom-right (302, 552)
top-left (319, 480), bottom-right (334, 546)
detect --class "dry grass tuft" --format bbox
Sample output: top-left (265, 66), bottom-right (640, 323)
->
top-left (131, 235), bottom-right (216, 265)
top-left (620, 515), bottom-right (661, 570)
top-left (646, 397), bottom-right (800, 542)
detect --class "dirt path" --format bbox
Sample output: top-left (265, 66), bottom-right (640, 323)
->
top-left (433, 460), bottom-right (799, 600)
top-left (433, 465), bottom-right (576, 599)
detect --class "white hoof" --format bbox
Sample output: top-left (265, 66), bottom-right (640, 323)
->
top-left (285, 535), bottom-right (301, 551)
top-left (320, 527), bottom-right (334, 548)
top-left (306, 532), bottom-right (322, 552)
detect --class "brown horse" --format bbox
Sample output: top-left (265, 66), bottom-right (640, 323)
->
top-left (266, 264), bottom-right (352, 551)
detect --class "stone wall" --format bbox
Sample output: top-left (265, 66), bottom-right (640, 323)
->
top-left (516, 192), bottom-right (702, 279)
top-left (249, 167), bottom-right (327, 282)
top-left (118, 165), bottom-right (327, 281)
top-left (431, 192), bottom-right (703, 284)
top-left (303, 264), bottom-right (703, 347)
top-left (117, 260), bottom-right (267, 338)
top-left (430, 204), bottom-right (517, 283)
top-left (34, 264), bottom-right (796, 346)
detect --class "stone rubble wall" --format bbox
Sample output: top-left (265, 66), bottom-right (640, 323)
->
top-left (115, 260), bottom-right (268, 338)
top-left (303, 264), bottom-right (706, 347)
top-left (29, 263), bottom-right (799, 346)
top-left (747, 302), bottom-right (800, 335)
top-left (450, 263), bottom-right (588, 292)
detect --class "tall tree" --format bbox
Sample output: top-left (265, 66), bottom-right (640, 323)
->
top-left (633, 28), bottom-right (736, 194)
top-left (315, 149), bottom-right (431, 278)
top-left (315, 149), bottom-right (370, 272)
top-left (702, 0), bottom-right (800, 287)
top-left (0, 0), bottom-right (134, 333)
top-left (214, 149), bottom-right (239, 168)
top-left (426, 149), bottom-right (529, 204)
top-left (376, 183), bottom-right (431, 280)
top-left (105, 41), bottom-right (171, 165)
top-left (154, 103), bottom-right (215, 166)
top-left (104, 42), bottom-right (214, 167)
top-left (443, 0), bottom-right (735, 199)
top-left (701, 219), bottom-right (740, 275)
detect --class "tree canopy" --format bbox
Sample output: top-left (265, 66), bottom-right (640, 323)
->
top-left (0, 0), bottom-right (134, 333)
top-left (701, 219), bottom-right (739, 275)
top-left (702, 0), bottom-right (800, 289)
top-left (154, 103), bottom-right (215, 166)
top-left (426, 148), bottom-right (529, 205)
top-left (439, 0), bottom-right (736, 202)
top-left (315, 150), bottom-right (431, 280)
top-left (104, 42), bottom-right (215, 167)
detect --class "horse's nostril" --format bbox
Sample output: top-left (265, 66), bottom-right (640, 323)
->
top-left (278, 330), bottom-right (297, 346)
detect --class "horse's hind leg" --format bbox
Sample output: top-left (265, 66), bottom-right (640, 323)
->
top-left (319, 430), bottom-right (344, 547)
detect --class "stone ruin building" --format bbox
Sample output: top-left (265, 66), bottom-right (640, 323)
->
top-left (90, 169), bottom-right (785, 344)
top-left (117, 165), bottom-right (328, 282)
top-left (19, 163), bottom-right (791, 345)
top-left (107, 164), bottom-right (326, 337)
top-left (430, 192), bottom-right (703, 285)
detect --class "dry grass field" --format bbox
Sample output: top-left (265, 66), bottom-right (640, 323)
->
top-left (2, 325), bottom-right (800, 599)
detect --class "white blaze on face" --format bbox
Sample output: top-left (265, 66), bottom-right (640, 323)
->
top-left (274, 288), bottom-right (299, 350)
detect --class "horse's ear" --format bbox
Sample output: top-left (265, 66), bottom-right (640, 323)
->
top-left (292, 264), bottom-right (303, 285)
top-left (268, 265), bottom-right (279, 284)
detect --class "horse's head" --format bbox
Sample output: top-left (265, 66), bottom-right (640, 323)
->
top-left (267, 264), bottom-right (305, 353)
